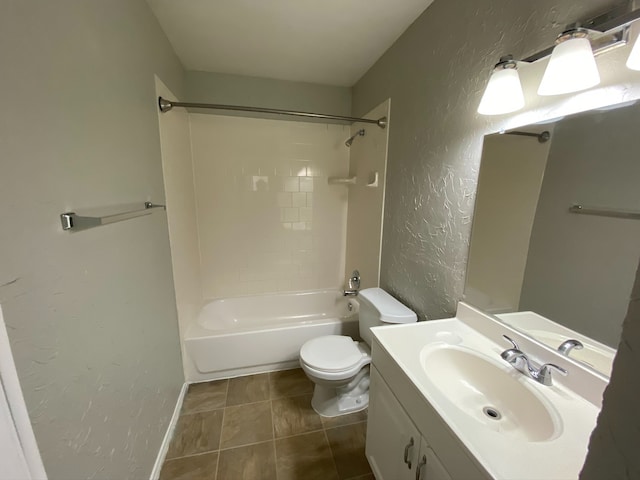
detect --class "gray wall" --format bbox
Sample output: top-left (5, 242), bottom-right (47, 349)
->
top-left (351, 0), bottom-right (620, 319)
top-left (352, 0), bottom-right (640, 477)
top-left (185, 70), bottom-right (352, 117)
top-left (581, 258), bottom-right (640, 478)
top-left (0, 1), bottom-right (185, 478)
top-left (520, 106), bottom-right (640, 347)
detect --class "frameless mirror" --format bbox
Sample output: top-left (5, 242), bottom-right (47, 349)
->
top-left (465, 101), bottom-right (640, 377)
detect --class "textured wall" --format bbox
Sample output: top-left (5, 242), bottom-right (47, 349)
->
top-left (185, 70), bottom-right (352, 117)
top-left (352, 0), bottom-right (640, 476)
top-left (581, 258), bottom-right (640, 479)
top-left (352, 0), bottom-right (631, 320)
top-left (0, 1), bottom-right (185, 478)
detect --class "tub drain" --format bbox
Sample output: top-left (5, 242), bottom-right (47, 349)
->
top-left (482, 406), bottom-right (502, 420)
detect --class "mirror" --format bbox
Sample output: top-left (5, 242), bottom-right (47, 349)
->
top-left (465, 101), bottom-right (640, 377)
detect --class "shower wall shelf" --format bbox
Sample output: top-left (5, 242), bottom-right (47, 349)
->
top-left (60, 202), bottom-right (166, 232)
top-left (328, 176), bottom-right (357, 185)
top-left (366, 172), bottom-right (379, 188)
top-left (328, 172), bottom-right (380, 188)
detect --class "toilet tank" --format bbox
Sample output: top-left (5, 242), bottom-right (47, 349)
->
top-left (358, 288), bottom-right (417, 346)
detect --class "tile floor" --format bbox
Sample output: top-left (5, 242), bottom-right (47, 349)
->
top-left (160, 368), bottom-right (374, 480)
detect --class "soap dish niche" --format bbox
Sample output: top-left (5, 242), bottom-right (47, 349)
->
top-left (366, 171), bottom-right (379, 188)
top-left (327, 171), bottom-right (379, 188)
top-left (328, 176), bottom-right (356, 185)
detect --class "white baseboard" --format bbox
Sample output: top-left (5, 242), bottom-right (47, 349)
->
top-left (149, 382), bottom-right (188, 480)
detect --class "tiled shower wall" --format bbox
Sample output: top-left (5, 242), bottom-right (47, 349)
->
top-left (189, 114), bottom-right (350, 299)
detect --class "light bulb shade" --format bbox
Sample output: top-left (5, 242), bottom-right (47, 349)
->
top-left (477, 67), bottom-right (525, 115)
top-left (626, 33), bottom-right (640, 70)
top-left (538, 37), bottom-right (600, 96)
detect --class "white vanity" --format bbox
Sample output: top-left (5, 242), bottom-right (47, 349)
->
top-left (365, 303), bottom-right (607, 480)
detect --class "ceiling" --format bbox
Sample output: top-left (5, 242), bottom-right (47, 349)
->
top-left (147, 0), bottom-right (434, 87)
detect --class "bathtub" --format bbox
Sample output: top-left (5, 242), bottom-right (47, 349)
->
top-left (185, 290), bottom-right (359, 379)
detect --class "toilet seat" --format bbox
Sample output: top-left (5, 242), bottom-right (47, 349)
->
top-left (300, 335), bottom-right (371, 381)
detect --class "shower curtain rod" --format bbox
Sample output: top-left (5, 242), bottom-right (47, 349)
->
top-left (158, 97), bottom-right (387, 128)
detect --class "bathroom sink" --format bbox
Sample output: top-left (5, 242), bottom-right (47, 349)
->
top-left (420, 346), bottom-right (560, 442)
top-left (370, 303), bottom-right (604, 480)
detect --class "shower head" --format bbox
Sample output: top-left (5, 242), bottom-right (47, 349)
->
top-left (345, 129), bottom-right (365, 147)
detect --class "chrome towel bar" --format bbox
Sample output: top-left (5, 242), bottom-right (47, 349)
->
top-left (60, 202), bottom-right (166, 232)
top-left (569, 204), bottom-right (640, 220)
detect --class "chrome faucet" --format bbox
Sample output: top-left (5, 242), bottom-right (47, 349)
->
top-left (500, 335), bottom-right (567, 386)
top-left (558, 339), bottom-right (584, 356)
top-left (343, 269), bottom-right (360, 296)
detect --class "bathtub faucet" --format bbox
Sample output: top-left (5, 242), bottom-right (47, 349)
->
top-left (344, 270), bottom-right (360, 296)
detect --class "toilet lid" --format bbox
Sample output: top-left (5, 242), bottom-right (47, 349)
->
top-left (300, 335), bottom-right (364, 372)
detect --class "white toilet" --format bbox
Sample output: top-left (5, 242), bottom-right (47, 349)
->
top-left (299, 287), bottom-right (417, 417)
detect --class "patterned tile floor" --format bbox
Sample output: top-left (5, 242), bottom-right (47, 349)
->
top-left (160, 368), bottom-right (373, 480)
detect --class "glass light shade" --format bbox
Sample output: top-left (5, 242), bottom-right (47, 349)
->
top-left (477, 67), bottom-right (525, 115)
top-left (626, 33), bottom-right (640, 70)
top-left (538, 37), bottom-right (600, 96)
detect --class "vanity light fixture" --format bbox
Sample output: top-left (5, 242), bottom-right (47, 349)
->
top-left (538, 28), bottom-right (601, 96)
top-left (477, 3), bottom-right (640, 115)
top-left (477, 55), bottom-right (525, 115)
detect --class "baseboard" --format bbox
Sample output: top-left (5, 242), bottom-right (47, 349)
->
top-left (149, 382), bottom-right (188, 480)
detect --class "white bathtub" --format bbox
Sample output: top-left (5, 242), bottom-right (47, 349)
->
top-left (185, 290), bottom-right (359, 379)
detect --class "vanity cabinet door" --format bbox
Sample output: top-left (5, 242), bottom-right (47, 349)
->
top-left (366, 367), bottom-right (420, 480)
top-left (415, 442), bottom-right (452, 480)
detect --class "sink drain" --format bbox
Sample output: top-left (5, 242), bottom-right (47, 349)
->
top-left (482, 406), bottom-right (502, 420)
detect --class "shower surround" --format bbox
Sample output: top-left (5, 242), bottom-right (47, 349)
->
top-left (157, 80), bottom-right (390, 381)
top-left (189, 114), bottom-right (350, 299)
top-left (157, 92), bottom-right (362, 380)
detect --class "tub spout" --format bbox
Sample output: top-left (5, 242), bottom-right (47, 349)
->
top-left (344, 270), bottom-right (360, 296)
